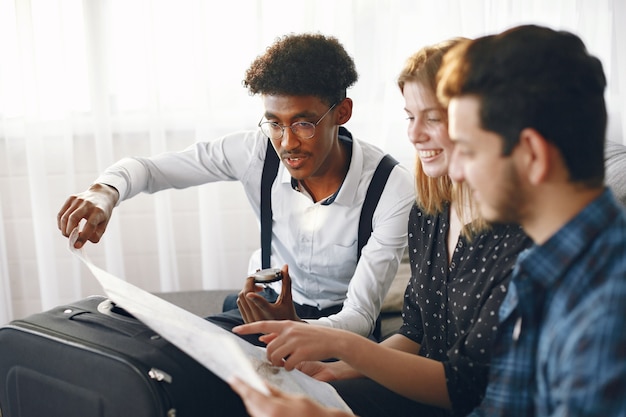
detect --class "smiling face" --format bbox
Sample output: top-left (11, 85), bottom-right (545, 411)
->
top-left (448, 95), bottom-right (524, 224)
top-left (261, 95), bottom-right (348, 185)
top-left (402, 81), bottom-right (454, 179)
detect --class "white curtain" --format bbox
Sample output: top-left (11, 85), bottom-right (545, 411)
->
top-left (1, 0), bottom-right (624, 324)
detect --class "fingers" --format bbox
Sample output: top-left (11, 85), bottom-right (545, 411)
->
top-left (228, 377), bottom-right (272, 417)
top-left (237, 296), bottom-right (252, 323)
top-left (233, 320), bottom-right (285, 336)
top-left (229, 376), bottom-right (264, 399)
top-left (58, 200), bottom-right (106, 248)
top-left (57, 196), bottom-right (83, 237)
top-left (237, 291), bottom-right (257, 323)
top-left (56, 197), bottom-right (74, 232)
top-left (238, 276), bottom-right (267, 322)
top-left (233, 321), bottom-right (309, 370)
top-left (229, 378), bottom-right (297, 417)
top-left (242, 276), bottom-right (258, 293)
top-left (57, 184), bottom-right (118, 246)
top-left (238, 264), bottom-right (298, 323)
top-left (249, 325), bottom-right (300, 369)
top-left (80, 214), bottom-right (109, 246)
top-left (266, 341), bottom-right (301, 370)
top-left (258, 332), bottom-right (279, 345)
top-left (276, 265), bottom-right (292, 304)
top-left (238, 292), bottom-right (272, 323)
top-left (297, 361), bottom-right (338, 382)
top-left (263, 325), bottom-right (339, 370)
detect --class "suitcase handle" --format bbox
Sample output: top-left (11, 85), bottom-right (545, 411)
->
top-left (70, 310), bottom-right (149, 338)
top-left (97, 299), bottom-right (138, 321)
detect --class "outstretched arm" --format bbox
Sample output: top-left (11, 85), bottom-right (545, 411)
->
top-left (234, 321), bottom-right (452, 410)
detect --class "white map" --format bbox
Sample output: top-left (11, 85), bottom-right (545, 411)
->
top-left (68, 228), bottom-right (350, 412)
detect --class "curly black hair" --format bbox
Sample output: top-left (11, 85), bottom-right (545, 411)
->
top-left (243, 33), bottom-right (358, 105)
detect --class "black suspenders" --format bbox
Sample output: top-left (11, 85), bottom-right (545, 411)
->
top-left (260, 127), bottom-right (399, 268)
top-left (260, 139), bottom-right (281, 269)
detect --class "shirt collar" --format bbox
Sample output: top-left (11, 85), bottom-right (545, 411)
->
top-left (280, 134), bottom-right (358, 206)
top-left (517, 188), bottom-right (621, 289)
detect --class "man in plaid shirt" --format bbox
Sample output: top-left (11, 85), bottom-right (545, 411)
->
top-left (439, 24), bottom-right (626, 416)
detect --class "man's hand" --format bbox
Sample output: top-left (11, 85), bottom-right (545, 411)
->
top-left (237, 265), bottom-right (300, 323)
top-left (228, 377), bottom-right (353, 417)
top-left (57, 183), bottom-right (119, 248)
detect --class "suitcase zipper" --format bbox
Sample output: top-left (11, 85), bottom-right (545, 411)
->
top-left (149, 367), bottom-right (173, 384)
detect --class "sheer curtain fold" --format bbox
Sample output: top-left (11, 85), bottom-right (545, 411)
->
top-left (1, 0), bottom-right (624, 323)
top-left (612, 0), bottom-right (626, 141)
top-left (0, 203), bottom-right (12, 325)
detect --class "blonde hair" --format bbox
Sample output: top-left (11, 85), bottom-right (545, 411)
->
top-left (398, 38), bottom-right (487, 237)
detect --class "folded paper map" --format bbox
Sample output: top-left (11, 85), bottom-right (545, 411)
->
top-left (68, 228), bottom-right (350, 412)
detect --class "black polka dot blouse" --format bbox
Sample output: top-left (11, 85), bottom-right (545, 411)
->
top-left (399, 203), bottom-right (532, 416)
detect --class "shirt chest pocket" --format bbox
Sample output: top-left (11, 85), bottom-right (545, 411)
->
top-left (319, 239), bottom-right (358, 278)
top-left (287, 203), bottom-right (359, 279)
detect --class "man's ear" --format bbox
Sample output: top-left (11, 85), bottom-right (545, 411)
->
top-left (517, 128), bottom-right (550, 185)
top-left (335, 98), bottom-right (353, 125)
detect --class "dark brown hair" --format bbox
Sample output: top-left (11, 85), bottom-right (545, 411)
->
top-left (437, 24), bottom-right (607, 186)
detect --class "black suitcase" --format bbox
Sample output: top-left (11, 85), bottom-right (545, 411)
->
top-left (0, 295), bottom-right (249, 417)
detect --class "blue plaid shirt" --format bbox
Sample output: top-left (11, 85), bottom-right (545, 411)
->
top-left (470, 188), bottom-right (626, 417)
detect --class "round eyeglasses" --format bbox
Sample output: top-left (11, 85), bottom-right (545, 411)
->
top-left (258, 103), bottom-right (337, 140)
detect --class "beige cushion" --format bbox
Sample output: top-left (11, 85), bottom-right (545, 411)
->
top-left (605, 139), bottom-right (626, 207)
top-left (381, 252), bottom-right (410, 313)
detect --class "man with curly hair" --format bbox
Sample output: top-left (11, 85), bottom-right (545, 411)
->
top-left (57, 33), bottom-right (415, 342)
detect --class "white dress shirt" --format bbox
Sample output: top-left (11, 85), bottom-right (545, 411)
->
top-left (96, 129), bottom-right (415, 336)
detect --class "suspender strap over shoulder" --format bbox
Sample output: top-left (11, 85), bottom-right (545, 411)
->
top-left (357, 153), bottom-right (398, 258)
top-left (260, 131), bottom-right (399, 267)
top-left (260, 139), bottom-right (280, 268)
